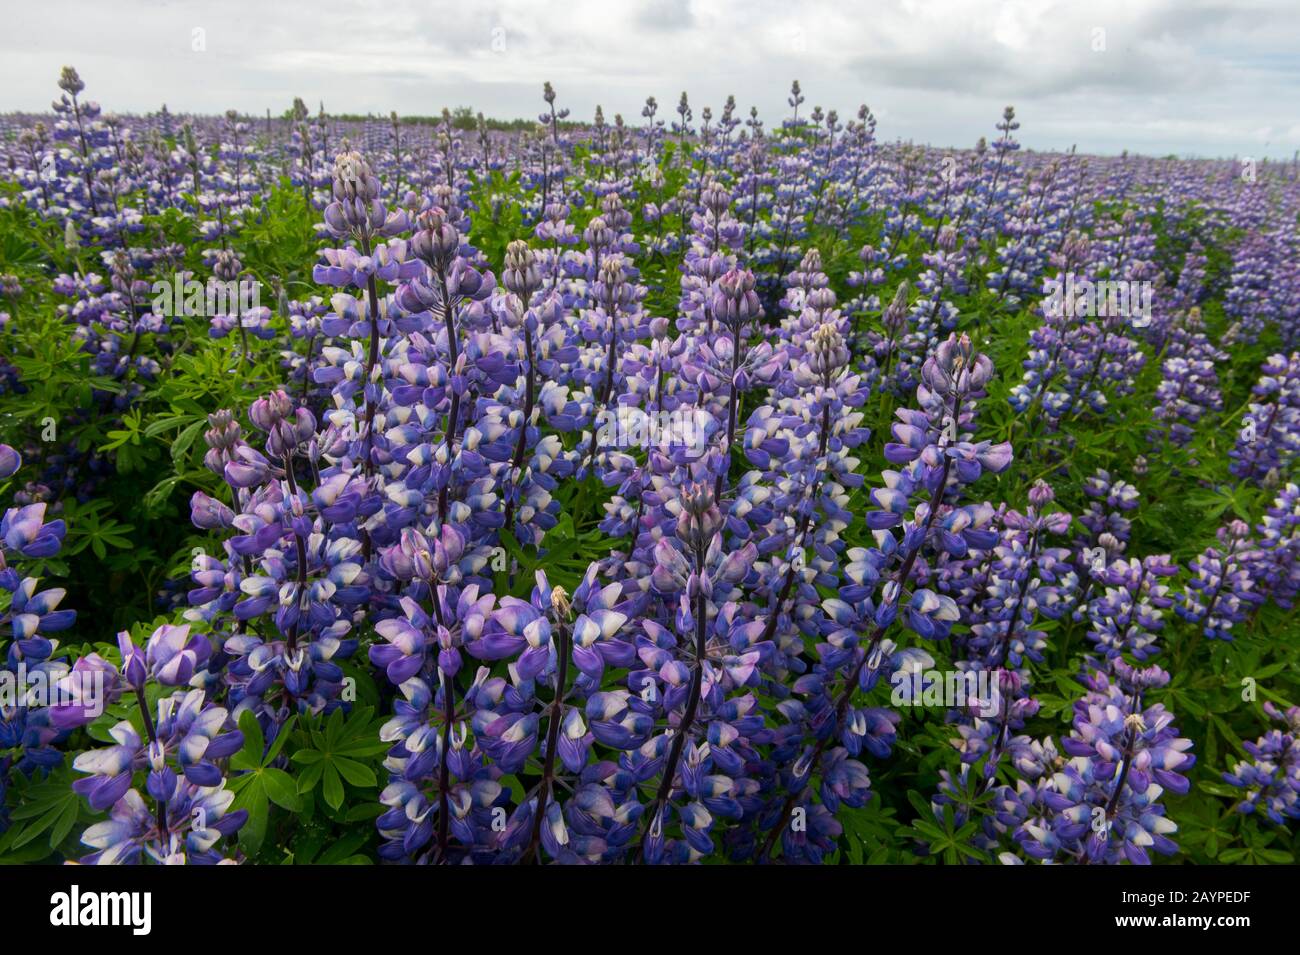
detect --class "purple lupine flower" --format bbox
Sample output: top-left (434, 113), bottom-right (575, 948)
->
top-left (1223, 703), bottom-right (1300, 825)
top-left (1230, 352), bottom-right (1300, 482)
top-left (2, 503), bottom-right (67, 559)
top-left (1177, 520), bottom-right (1261, 640)
top-left (966, 480), bottom-right (1076, 672)
top-left (1149, 307), bottom-right (1226, 447)
top-left (71, 684), bottom-right (245, 863)
top-left (1085, 555), bottom-right (1179, 662)
top-left (1249, 482), bottom-right (1300, 609)
top-left (756, 333), bottom-right (1009, 863)
top-left (0, 444), bottom-right (20, 479)
top-left (1013, 664), bottom-right (1193, 864)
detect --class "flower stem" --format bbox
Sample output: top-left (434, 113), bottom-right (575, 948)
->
top-left (134, 686), bottom-right (168, 839)
top-left (636, 568), bottom-right (709, 861)
top-left (758, 448), bottom-right (953, 862)
top-left (523, 619), bottom-right (571, 863)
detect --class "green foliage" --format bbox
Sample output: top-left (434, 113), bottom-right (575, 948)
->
top-left (3, 139), bottom-right (1299, 867)
top-left (0, 767), bottom-right (98, 863)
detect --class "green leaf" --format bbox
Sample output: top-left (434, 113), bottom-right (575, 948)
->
top-left (233, 709), bottom-right (267, 770)
top-left (1258, 848), bottom-right (1293, 864)
top-left (0, 768), bottom-right (88, 855)
top-left (266, 715), bottom-right (297, 764)
top-left (344, 803), bottom-right (385, 823)
top-left (905, 789), bottom-right (933, 820)
top-left (232, 777), bottom-right (269, 855)
top-left (171, 419), bottom-right (205, 465)
top-left (316, 831), bottom-right (369, 864)
top-left (296, 760), bottom-right (326, 794)
top-left (332, 756), bottom-right (376, 788)
top-left (262, 768), bottom-right (302, 812)
top-left (324, 707), bottom-right (346, 750)
top-left (322, 765), bottom-right (345, 811)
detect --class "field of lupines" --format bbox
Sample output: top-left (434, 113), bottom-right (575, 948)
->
top-left (0, 66), bottom-right (1297, 867)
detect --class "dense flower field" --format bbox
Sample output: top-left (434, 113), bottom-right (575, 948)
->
top-left (0, 68), bottom-right (1297, 866)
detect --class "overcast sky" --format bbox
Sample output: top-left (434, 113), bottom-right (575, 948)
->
top-left (4, 0), bottom-right (1299, 159)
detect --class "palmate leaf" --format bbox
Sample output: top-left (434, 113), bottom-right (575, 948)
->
top-left (0, 766), bottom-right (93, 859)
top-left (288, 706), bottom-right (388, 812)
top-left (321, 765), bottom-right (345, 811)
top-left (261, 768), bottom-right (301, 811)
top-left (231, 709), bottom-right (267, 771)
top-left (228, 712), bottom-right (303, 853)
top-left (229, 773), bottom-right (270, 855)
top-left (1, 84), bottom-right (1298, 874)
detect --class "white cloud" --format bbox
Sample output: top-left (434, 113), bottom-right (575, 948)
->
top-left (1, 0), bottom-right (1297, 158)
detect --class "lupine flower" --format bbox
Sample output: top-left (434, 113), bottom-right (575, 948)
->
top-left (1012, 664), bottom-right (1193, 864)
top-left (1177, 520), bottom-right (1262, 640)
top-left (1230, 352), bottom-right (1300, 482)
top-left (3, 69), bottom-right (1295, 870)
top-left (1224, 703), bottom-right (1300, 825)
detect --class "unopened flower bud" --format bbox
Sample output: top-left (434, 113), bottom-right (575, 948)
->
top-left (212, 250), bottom-right (242, 283)
top-left (882, 280), bottom-right (910, 330)
top-left (411, 209), bottom-right (460, 271)
top-left (502, 239), bottom-right (540, 298)
top-left (551, 585), bottom-right (571, 620)
top-left (1028, 479), bottom-right (1055, 508)
top-left (58, 66), bottom-right (85, 96)
top-left (701, 181), bottom-right (729, 220)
